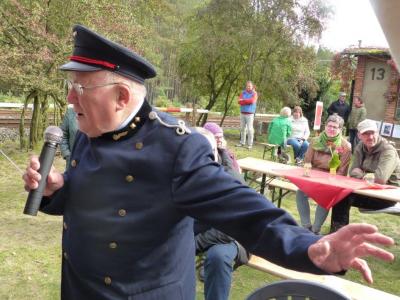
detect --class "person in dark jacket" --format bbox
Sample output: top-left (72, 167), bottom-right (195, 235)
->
top-left (327, 92), bottom-right (351, 123)
top-left (22, 25), bottom-right (395, 300)
top-left (195, 126), bottom-right (248, 300)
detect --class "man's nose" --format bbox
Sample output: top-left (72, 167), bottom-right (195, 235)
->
top-left (66, 89), bottom-right (78, 104)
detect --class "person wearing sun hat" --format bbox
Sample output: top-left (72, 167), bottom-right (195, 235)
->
top-left (331, 119), bottom-right (400, 232)
top-left (22, 25), bottom-right (397, 300)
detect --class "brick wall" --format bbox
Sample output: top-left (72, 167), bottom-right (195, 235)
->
top-left (352, 55), bottom-right (400, 146)
top-left (353, 56), bottom-right (366, 98)
top-left (383, 66), bottom-right (399, 123)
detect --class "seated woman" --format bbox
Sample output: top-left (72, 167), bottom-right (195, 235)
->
top-left (194, 126), bottom-right (249, 300)
top-left (296, 114), bottom-right (351, 234)
top-left (203, 122), bottom-right (241, 175)
top-left (267, 107), bottom-right (292, 163)
top-left (287, 106), bottom-right (310, 165)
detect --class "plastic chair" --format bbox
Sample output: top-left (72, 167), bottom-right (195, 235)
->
top-left (246, 279), bottom-right (351, 300)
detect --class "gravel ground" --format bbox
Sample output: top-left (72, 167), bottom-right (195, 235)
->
top-left (0, 127), bottom-right (29, 143)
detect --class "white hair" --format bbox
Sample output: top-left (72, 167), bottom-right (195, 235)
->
top-left (280, 107), bottom-right (291, 117)
top-left (196, 127), bottom-right (218, 161)
top-left (107, 71), bottom-right (147, 102)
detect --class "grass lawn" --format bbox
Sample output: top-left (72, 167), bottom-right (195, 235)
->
top-left (1, 131), bottom-right (399, 299)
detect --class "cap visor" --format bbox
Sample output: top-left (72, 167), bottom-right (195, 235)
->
top-left (360, 127), bottom-right (377, 134)
top-left (59, 61), bottom-right (102, 72)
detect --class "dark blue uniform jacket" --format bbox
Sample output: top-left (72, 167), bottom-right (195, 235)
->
top-left (41, 101), bottom-right (324, 299)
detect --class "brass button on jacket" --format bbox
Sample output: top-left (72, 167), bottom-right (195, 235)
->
top-left (118, 209), bottom-right (126, 217)
top-left (104, 277), bottom-right (112, 285)
top-left (71, 160), bottom-right (77, 167)
top-left (109, 242), bottom-right (118, 249)
top-left (135, 142), bottom-right (143, 150)
top-left (63, 222), bottom-right (68, 230)
top-left (125, 175), bottom-right (134, 183)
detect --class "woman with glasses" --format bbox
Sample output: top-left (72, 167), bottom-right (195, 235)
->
top-left (296, 114), bottom-right (351, 234)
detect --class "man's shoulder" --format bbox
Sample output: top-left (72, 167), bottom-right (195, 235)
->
top-left (379, 138), bottom-right (398, 154)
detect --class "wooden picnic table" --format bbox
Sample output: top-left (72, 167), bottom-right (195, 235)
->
top-left (238, 157), bottom-right (400, 204)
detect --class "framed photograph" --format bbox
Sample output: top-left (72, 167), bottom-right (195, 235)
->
top-left (380, 122), bottom-right (393, 137)
top-left (392, 124), bottom-right (400, 139)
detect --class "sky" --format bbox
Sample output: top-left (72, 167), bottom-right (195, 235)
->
top-left (318, 0), bottom-right (389, 51)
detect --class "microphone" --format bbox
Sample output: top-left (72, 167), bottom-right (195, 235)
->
top-left (23, 126), bottom-right (63, 216)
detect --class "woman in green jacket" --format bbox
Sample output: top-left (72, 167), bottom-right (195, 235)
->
top-left (267, 107), bottom-right (292, 162)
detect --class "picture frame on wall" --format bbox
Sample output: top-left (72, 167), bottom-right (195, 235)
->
top-left (380, 122), bottom-right (394, 137)
top-left (392, 124), bottom-right (400, 139)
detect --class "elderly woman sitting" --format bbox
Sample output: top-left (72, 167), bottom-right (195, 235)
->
top-left (287, 106), bottom-right (310, 165)
top-left (267, 107), bottom-right (292, 163)
top-left (296, 114), bottom-right (351, 234)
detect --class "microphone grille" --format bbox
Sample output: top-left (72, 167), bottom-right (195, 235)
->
top-left (44, 126), bottom-right (63, 144)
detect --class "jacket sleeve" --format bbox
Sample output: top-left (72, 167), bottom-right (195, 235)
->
top-left (171, 133), bottom-right (326, 275)
top-left (239, 92), bottom-right (258, 105)
top-left (327, 102), bottom-right (334, 115)
top-left (359, 107), bottom-right (367, 124)
top-left (349, 145), bottom-right (364, 178)
top-left (286, 121), bottom-right (292, 140)
top-left (344, 105), bottom-right (351, 123)
top-left (374, 147), bottom-right (398, 184)
top-left (304, 140), bottom-right (314, 164)
top-left (238, 92), bottom-right (244, 104)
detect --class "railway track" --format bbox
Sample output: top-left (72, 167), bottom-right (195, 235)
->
top-left (0, 108), bottom-right (274, 130)
top-left (0, 109), bottom-right (57, 128)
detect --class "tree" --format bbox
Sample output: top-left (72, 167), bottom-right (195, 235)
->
top-left (178, 0), bottom-right (332, 125)
top-left (0, 0), bottom-right (163, 149)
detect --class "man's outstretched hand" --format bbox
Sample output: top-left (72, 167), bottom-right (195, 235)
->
top-left (308, 223), bottom-right (395, 284)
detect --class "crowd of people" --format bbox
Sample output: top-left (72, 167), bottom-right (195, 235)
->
top-left (23, 25), bottom-right (398, 300)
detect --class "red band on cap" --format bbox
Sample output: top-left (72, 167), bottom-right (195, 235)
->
top-left (70, 55), bottom-right (116, 69)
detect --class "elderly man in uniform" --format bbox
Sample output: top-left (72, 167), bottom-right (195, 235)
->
top-left (23, 25), bottom-right (395, 300)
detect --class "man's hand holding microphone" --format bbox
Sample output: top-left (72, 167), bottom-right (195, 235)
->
top-left (22, 126), bottom-right (65, 216)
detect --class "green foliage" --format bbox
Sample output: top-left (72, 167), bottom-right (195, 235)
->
top-left (178, 0), bottom-right (333, 124)
top-left (0, 92), bottom-right (24, 103)
top-left (328, 151), bottom-right (341, 170)
top-left (0, 0), bottom-right (166, 148)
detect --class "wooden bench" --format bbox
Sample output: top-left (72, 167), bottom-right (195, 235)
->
top-left (258, 143), bottom-right (293, 163)
top-left (247, 255), bottom-right (400, 300)
top-left (256, 177), bottom-right (298, 207)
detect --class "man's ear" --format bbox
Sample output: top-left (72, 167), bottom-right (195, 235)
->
top-left (116, 84), bottom-right (130, 111)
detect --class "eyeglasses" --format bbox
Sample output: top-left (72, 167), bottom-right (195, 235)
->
top-left (65, 80), bottom-right (124, 96)
top-left (326, 125), bottom-right (340, 130)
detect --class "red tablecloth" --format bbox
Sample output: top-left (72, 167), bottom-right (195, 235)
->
top-left (273, 168), bottom-right (395, 209)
